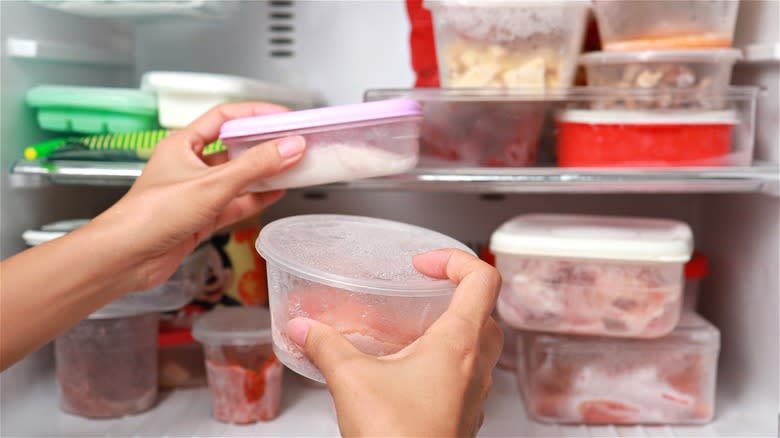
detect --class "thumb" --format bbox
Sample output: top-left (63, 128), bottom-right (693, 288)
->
top-left (220, 135), bottom-right (306, 193)
top-left (287, 317), bottom-right (365, 382)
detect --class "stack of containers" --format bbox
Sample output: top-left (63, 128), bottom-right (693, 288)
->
top-left (490, 214), bottom-right (722, 425)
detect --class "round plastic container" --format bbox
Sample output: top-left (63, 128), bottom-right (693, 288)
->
top-left (54, 312), bottom-right (159, 418)
top-left (192, 307), bottom-right (283, 424)
top-left (491, 214), bottom-right (693, 338)
top-left (592, 0), bottom-right (739, 51)
top-left (219, 99), bottom-right (422, 192)
top-left (257, 214), bottom-right (473, 383)
top-left (683, 252), bottom-right (709, 312)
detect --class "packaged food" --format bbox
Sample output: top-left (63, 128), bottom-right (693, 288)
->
top-left (257, 214), bottom-right (472, 383)
top-left (517, 312), bottom-right (721, 425)
top-left (141, 71), bottom-right (323, 129)
top-left (192, 307), bottom-right (282, 424)
top-left (158, 328), bottom-right (207, 389)
top-left (592, 0), bottom-right (739, 51)
top-left (491, 214), bottom-right (693, 338)
top-left (683, 252), bottom-right (709, 312)
top-left (54, 312), bottom-right (159, 418)
top-left (219, 99), bottom-right (422, 191)
top-left (425, 0), bottom-right (589, 88)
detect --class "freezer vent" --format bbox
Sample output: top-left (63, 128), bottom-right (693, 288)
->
top-left (268, 0), bottom-right (294, 58)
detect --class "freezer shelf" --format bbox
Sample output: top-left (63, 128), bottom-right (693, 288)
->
top-left (11, 159), bottom-right (780, 194)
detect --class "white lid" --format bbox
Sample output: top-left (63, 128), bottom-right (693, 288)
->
top-left (257, 215), bottom-right (474, 296)
top-left (490, 214), bottom-right (693, 262)
top-left (22, 219), bottom-right (89, 246)
top-left (556, 109), bottom-right (739, 125)
top-left (192, 306), bottom-right (273, 346)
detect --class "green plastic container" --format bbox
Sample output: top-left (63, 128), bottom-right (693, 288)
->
top-left (26, 85), bottom-right (159, 134)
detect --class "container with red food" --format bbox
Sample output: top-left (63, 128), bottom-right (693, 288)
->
top-left (683, 252), bottom-right (709, 312)
top-left (158, 328), bottom-right (207, 389)
top-left (192, 307), bottom-right (283, 424)
top-left (516, 312), bottom-right (720, 425)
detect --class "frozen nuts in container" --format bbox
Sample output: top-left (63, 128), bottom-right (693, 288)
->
top-left (219, 100), bottom-right (421, 191)
top-left (257, 214), bottom-right (473, 383)
top-left (491, 214), bottom-right (693, 338)
top-left (192, 307), bottom-right (283, 424)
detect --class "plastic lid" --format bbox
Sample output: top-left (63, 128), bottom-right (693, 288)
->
top-left (26, 86), bottom-right (158, 115)
top-left (490, 214), bottom-right (693, 262)
top-left (685, 251), bottom-right (709, 279)
top-left (556, 109), bottom-right (739, 125)
top-left (219, 99), bottom-right (421, 140)
top-left (22, 219), bottom-right (89, 246)
top-left (192, 306), bottom-right (273, 346)
top-left (579, 49), bottom-right (742, 65)
top-left (257, 215), bottom-right (473, 296)
top-left (426, 0), bottom-right (589, 8)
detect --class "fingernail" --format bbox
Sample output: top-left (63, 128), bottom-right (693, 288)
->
top-left (277, 136), bottom-right (305, 159)
top-left (287, 318), bottom-right (311, 347)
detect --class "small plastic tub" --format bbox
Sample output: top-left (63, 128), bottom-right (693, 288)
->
top-left (491, 214), bottom-right (693, 338)
top-left (592, 0), bottom-right (739, 51)
top-left (683, 252), bottom-right (709, 312)
top-left (425, 0), bottom-right (589, 88)
top-left (54, 312), bottom-right (159, 418)
top-left (516, 312), bottom-right (720, 425)
top-left (257, 214), bottom-right (473, 383)
top-left (219, 100), bottom-right (422, 191)
top-left (158, 328), bottom-right (207, 389)
top-left (192, 307), bottom-right (283, 424)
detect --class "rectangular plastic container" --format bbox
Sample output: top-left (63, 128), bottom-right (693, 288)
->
top-left (54, 312), bottom-right (159, 418)
top-left (516, 312), bottom-right (721, 425)
top-left (592, 0), bottom-right (739, 51)
top-left (491, 214), bottom-right (693, 338)
top-left (425, 0), bottom-right (589, 88)
top-left (158, 328), bottom-right (207, 389)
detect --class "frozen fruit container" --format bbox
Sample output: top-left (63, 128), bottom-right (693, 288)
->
top-left (54, 312), bottom-right (159, 418)
top-left (141, 71), bottom-right (323, 129)
top-left (683, 252), bottom-right (709, 312)
top-left (219, 99), bottom-right (422, 191)
top-left (158, 328), bottom-right (207, 389)
top-left (425, 0), bottom-right (589, 89)
top-left (192, 307), bottom-right (283, 424)
top-left (516, 312), bottom-right (720, 425)
top-left (257, 214), bottom-right (473, 383)
top-left (592, 0), bottom-right (739, 52)
top-left (491, 214), bottom-right (693, 338)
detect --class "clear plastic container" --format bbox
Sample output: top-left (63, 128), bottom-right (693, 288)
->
top-left (592, 0), bottom-right (739, 51)
top-left (425, 0), bottom-right (589, 88)
top-left (491, 214), bottom-right (693, 338)
top-left (516, 312), bottom-right (720, 425)
top-left (219, 100), bottom-right (421, 191)
top-left (192, 307), bottom-right (283, 424)
top-left (257, 214), bottom-right (473, 383)
top-left (54, 313), bottom-right (159, 418)
top-left (158, 328), bottom-right (207, 389)
top-left (683, 252), bottom-right (709, 312)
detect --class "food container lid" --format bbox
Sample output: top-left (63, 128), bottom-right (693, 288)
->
top-left (22, 219), bottom-right (89, 245)
top-left (685, 252), bottom-right (709, 279)
top-left (579, 48), bottom-right (742, 65)
top-left (26, 85), bottom-right (158, 115)
top-left (192, 306), bottom-right (273, 346)
top-left (257, 214), bottom-right (474, 296)
top-left (425, 0), bottom-right (589, 8)
top-left (556, 109), bottom-right (739, 125)
top-left (490, 214), bottom-right (693, 262)
top-left (219, 99), bottom-right (421, 141)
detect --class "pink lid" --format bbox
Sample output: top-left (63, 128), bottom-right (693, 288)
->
top-left (219, 98), bottom-right (421, 140)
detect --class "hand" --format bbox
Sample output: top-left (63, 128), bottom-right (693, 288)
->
top-left (287, 249), bottom-right (504, 437)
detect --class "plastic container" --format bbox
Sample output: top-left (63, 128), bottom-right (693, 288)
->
top-left (29, 0), bottom-right (241, 18)
top-left (491, 214), bottom-right (693, 338)
top-left (592, 0), bottom-right (739, 51)
top-left (257, 214), bottom-right (473, 383)
top-left (496, 315), bottom-right (518, 371)
top-left (158, 328), bottom-right (207, 389)
top-left (192, 307), bottom-right (283, 424)
top-left (25, 85), bottom-right (158, 134)
top-left (141, 72), bottom-right (323, 128)
top-left (54, 312), bottom-right (159, 418)
top-left (516, 312), bottom-right (720, 425)
top-left (683, 252), bottom-right (709, 312)
top-left (425, 0), bottom-right (589, 88)
top-left (219, 100), bottom-right (422, 191)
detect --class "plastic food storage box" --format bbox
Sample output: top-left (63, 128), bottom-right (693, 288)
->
top-left (54, 312), bottom-right (159, 418)
top-left (683, 252), bottom-right (709, 312)
top-left (592, 0), bottom-right (739, 51)
top-left (25, 85), bottom-right (158, 134)
top-left (516, 312), bottom-right (721, 425)
top-left (491, 214), bottom-right (693, 338)
top-left (192, 307), bottom-right (283, 424)
top-left (425, 0), bottom-right (589, 89)
top-left (158, 328), bottom-right (207, 389)
top-left (257, 214), bottom-right (473, 383)
top-left (219, 99), bottom-right (421, 191)
top-left (141, 71), bottom-right (323, 128)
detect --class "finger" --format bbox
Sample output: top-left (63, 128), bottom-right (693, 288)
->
top-left (212, 190), bottom-right (285, 231)
top-left (479, 317), bottom-right (504, 371)
top-left (287, 317), bottom-right (366, 383)
top-left (214, 135), bottom-right (306, 194)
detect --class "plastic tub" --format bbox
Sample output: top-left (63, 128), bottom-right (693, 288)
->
top-left (54, 312), bottom-right (159, 418)
top-left (257, 214), bottom-right (473, 383)
top-left (192, 307), bottom-right (283, 424)
top-left (141, 72), bottom-right (323, 129)
top-left (158, 328), bottom-right (207, 389)
top-left (683, 252), bottom-right (709, 312)
top-left (592, 0), bottom-right (739, 51)
top-left (516, 312), bottom-right (720, 425)
top-left (426, 0), bottom-right (589, 88)
top-left (219, 99), bottom-right (422, 191)
top-left (491, 214), bottom-right (693, 338)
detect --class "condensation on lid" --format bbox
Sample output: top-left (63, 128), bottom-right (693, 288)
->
top-left (490, 214), bottom-right (693, 262)
top-left (579, 48), bottom-right (742, 65)
top-left (556, 109), bottom-right (739, 125)
top-left (257, 215), bottom-right (473, 296)
top-left (192, 307), bottom-right (273, 346)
